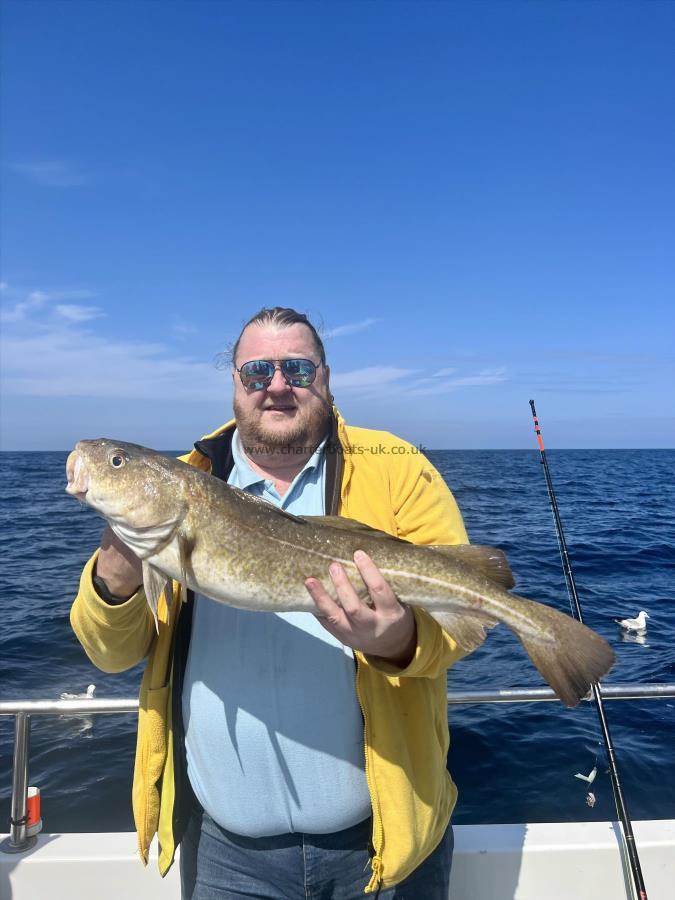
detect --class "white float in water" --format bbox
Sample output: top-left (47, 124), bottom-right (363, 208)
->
top-left (574, 765), bottom-right (597, 785)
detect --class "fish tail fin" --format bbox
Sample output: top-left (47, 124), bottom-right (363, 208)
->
top-left (514, 602), bottom-right (615, 707)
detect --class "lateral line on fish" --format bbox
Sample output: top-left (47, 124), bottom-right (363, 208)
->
top-left (235, 525), bottom-right (550, 639)
top-left (375, 566), bottom-right (545, 636)
top-left (233, 525), bottom-right (356, 574)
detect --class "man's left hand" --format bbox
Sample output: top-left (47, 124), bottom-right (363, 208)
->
top-left (305, 550), bottom-right (417, 668)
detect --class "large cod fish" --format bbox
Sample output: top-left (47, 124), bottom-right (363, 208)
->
top-left (66, 439), bottom-right (615, 707)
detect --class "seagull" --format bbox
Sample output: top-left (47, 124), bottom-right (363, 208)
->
top-left (614, 610), bottom-right (649, 634)
top-left (60, 684), bottom-right (96, 701)
top-left (574, 765), bottom-right (597, 785)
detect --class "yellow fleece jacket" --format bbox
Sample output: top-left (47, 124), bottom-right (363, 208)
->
top-left (70, 412), bottom-right (469, 891)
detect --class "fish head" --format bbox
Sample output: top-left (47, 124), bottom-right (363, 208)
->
top-left (66, 439), bottom-right (189, 532)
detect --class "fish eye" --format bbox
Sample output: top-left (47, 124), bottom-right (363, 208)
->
top-left (109, 450), bottom-right (128, 468)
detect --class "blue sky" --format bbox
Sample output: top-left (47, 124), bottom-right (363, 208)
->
top-left (1, 0), bottom-right (673, 450)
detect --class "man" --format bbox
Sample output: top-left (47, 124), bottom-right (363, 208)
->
top-left (71, 307), bottom-right (469, 899)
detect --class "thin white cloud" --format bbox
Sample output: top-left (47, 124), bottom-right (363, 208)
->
top-left (171, 319), bottom-right (198, 337)
top-left (55, 304), bottom-right (106, 322)
top-left (50, 289), bottom-right (98, 300)
top-left (329, 364), bottom-right (507, 398)
top-left (450, 368), bottom-right (507, 387)
top-left (404, 367), bottom-right (508, 396)
top-left (0, 287), bottom-right (224, 403)
top-left (1, 327), bottom-right (224, 402)
top-left (433, 367), bottom-right (457, 377)
top-left (1, 288), bottom-right (98, 323)
top-left (330, 366), bottom-right (415, 390)
top-left (1, 290), bottom-right (50, 323)
top-left (323, 318), bottom-right (379, 339)
top-left (11, 161), bottom-right (90, 188)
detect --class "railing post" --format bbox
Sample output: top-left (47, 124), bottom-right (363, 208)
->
top-left (0, 711), bottom-right (37, 853)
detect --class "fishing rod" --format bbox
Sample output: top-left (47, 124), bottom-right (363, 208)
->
top-left (529, 400), bottom-right (648, 900)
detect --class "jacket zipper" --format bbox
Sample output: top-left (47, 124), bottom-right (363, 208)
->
top-left (355, 656), bottom-right (384, 892)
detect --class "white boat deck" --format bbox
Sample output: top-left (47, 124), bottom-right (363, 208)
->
top-left (2, 820), bottom-right (674, 899)
top-left (5, 688), bottom-right (675, 898)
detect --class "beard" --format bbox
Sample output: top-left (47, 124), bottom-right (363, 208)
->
top-left (233, 392), bottom-right (331, 455)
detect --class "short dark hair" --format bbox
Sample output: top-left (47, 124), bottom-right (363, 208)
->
top-left (230, 307), bottom-right (327, 366)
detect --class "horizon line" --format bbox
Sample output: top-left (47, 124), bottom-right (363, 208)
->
top-left (3, 447), bottom-right (674, 453)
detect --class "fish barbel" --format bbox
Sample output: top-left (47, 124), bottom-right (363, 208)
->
top-left (66, 439), bottom-right (615, 707)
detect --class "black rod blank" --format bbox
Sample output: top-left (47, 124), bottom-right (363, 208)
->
top-left (529, 399), bottom-right (648, 900)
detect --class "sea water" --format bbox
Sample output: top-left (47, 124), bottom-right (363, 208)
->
top-left (1, 449), bottom-right (673, 831)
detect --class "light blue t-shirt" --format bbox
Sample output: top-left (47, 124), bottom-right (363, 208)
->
top-left (182, 430), bottom-right (371, 837)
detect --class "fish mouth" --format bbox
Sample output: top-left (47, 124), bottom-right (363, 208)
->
top-left (65, 449), bottom-right (90, 499)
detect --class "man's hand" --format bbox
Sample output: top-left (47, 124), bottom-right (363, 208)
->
top-left (95, 526), bottom-right (143, 598)
top-left (304, 550), bottom-right (417, 668)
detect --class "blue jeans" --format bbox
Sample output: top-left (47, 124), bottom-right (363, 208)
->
top-left (180, 805), bottom-right (453, 899)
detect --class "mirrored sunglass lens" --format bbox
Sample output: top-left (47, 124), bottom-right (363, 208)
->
top-left (241, 360), bottom-right (274, 389)
top-left (282, 359), bottom-right (316, 385)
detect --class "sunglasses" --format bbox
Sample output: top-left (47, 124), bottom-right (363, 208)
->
top-left (237, 358), bottom-right (322, 391)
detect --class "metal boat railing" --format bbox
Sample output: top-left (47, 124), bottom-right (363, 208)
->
top-left (2, 682), bottom-right (674, 854)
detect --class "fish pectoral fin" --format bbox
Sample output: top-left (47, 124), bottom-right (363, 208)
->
top-left (177, 532), bottom-right (194, 604)
top-left (142, 561), bottom-right (172, 633)
top-left (428, 610), bottom-right (499, 653)
top-left (110, 512), bottom-right (186, 560)
top-left (427, 544), bottom-right (516, 591)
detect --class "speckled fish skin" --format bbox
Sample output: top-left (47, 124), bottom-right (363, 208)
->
top-left (66, 438), bottom-right (615, 707)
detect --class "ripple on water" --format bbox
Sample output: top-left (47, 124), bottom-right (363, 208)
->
top-left (1, 449), bottom-right (674, 830)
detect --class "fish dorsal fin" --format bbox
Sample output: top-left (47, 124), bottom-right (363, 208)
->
top-left (304, 515), bottom-right (407, 542)
top-left (228, 485), bottom-right (307, 524)
top-left (307, 519), bottom-right (515, 591)
top-left (142, 561), bottom-right (172, 634)
top-left (428, 544), bottom-right (515, 590)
